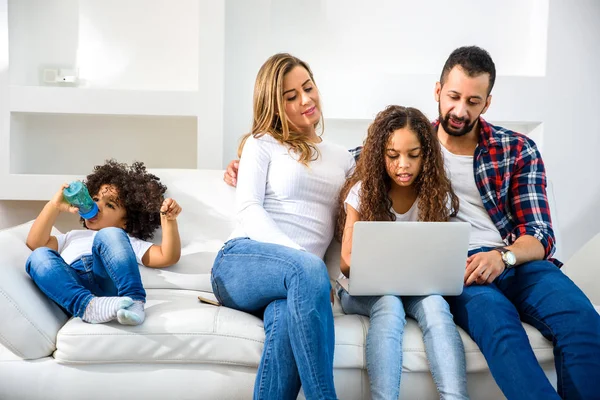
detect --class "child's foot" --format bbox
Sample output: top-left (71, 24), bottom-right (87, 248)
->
top-left (82, 296), bottom-right (133, 324)
top-left (117, 300), bottom-right (145, 326)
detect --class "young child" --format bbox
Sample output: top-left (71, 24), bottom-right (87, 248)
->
top-left (336, 105), bottom-right (469, 399)
top-left (25, 159), bottom-right (182, 326)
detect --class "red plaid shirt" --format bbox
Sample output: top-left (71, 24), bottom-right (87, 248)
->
top-left (350, 117), bottom-right (561, 266)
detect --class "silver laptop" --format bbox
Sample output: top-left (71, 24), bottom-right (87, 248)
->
top-left (337, 221), bottom-right (470, 296)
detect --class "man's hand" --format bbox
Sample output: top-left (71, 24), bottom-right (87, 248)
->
top-left (464, 250), bottom-right (505, 286)
top-left (223, 160), bottom-right (239, 187)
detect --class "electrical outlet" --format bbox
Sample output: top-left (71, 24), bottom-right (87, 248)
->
top-left (40, 66), bottom-right (79, 85)
top-left (42, 69), bottom-right (58, 83)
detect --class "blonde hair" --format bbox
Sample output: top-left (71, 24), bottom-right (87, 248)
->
top-left (237, 53), bottom-right (323, 165)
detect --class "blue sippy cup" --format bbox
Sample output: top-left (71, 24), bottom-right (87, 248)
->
top-left (63, 181), bottom-right (99, 219)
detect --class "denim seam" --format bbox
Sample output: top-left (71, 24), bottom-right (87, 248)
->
top-left (520, 310), bottom-right (563, 397)
top-left (95, 243), bottom-right (123, 291)
top-left (255, 300), bottom-right (279, 399)
top-left (288, 259), bottom-right (335, 398)
top-left (288, 266), bottom-right (327, 397)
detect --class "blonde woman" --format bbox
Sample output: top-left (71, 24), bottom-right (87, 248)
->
top-left (210, 53), bottom-right (354, 400)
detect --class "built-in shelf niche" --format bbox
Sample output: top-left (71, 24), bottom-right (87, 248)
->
top-left (9, 112), bottom-right (198, 175)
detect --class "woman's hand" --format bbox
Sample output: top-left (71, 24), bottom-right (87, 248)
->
top-left (160, 198), bottom-right (182, 220)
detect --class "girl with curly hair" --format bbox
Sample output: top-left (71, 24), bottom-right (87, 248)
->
top-left (335, 105), bottom-right (469, 399)
top-left (25, 159), bottom-right (182, 326)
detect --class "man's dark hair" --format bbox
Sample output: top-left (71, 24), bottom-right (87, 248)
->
top-left (440, 46), bottom-right (496, 95)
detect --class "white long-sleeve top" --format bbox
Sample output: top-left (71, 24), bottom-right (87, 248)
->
top-left (229, 134), bottom-right (355, 259)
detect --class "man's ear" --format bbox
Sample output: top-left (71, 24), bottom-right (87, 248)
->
top-left (481, 95), bottom-right (492, 115)
top-left (434, 82), bottom-right (442, 103)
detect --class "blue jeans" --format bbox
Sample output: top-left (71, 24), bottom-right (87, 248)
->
top-left (26, 227), bottom-right (146, 317)
top-left (338, 289), bottom-right (468, 400)
top-left (447, 247), bottom-right (600, 400)
top-left (211, 238), bottom-right (336, 400)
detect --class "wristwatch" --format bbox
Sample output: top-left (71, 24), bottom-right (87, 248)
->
top-left (494, 247), bottom-right (517, 268)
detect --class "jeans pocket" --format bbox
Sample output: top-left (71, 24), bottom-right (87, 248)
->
top-left (221, 237), bottom-right (249, 254)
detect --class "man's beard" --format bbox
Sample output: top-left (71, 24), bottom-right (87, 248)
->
top-left (439, 105), bottom-right (478, 137)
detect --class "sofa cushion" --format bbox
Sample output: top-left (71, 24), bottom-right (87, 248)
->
top-left (54, 288), bottom-right (557, 373)
top-left (54, 289), bottom-right (264, 366)
top-left (0, 222), bottom-right (69, 360)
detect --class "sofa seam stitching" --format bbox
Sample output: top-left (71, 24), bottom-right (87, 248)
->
top-left (0, 289), bottom-right (56, 349)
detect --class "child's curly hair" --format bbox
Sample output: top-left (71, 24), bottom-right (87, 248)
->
top-left (83, 159), bottom-right (167, 240)
top-left (335, 105), bottom-right (459, 241)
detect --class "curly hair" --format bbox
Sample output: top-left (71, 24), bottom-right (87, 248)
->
top-left (237, 53), bottom-right (323, 165)
top-left (335, 105), bottom-right (459, 240)
top-left (82, 159), bottom-right (167, 240)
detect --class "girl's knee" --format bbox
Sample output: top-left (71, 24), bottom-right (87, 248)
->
top-left (420, 295), bottom-right (451, 314)
top-left (372, 295), bottom-right (405, 319)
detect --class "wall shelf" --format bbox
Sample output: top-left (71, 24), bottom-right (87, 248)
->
top-left (0, 0), bottom-right (225, 200)
top-left (9, 86), bottom-right (199, 117)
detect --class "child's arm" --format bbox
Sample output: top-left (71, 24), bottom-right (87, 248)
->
top-left (26, 183), bottom-right (79, 251)
top-left (340, 204), bottom-right (361, 278)
top-left (142, 198), bottom-right (182, 268)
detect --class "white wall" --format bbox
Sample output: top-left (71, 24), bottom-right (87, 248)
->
top-left (9, 0), bottom-right (199, 90)
top-left (542, 0), bottom-right (600, 260)
top-left (223, 0), bottom-right (550, 164)
top-left (1, 0), bottom-right (599, 260)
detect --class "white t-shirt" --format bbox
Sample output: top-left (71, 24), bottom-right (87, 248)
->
top-left (56, 230), bottom-right (153, 266)
top-left (441, 145), bottom-right (505, 250)
top-left (344, 181), bottom-right (419, 222)
top-left (340, 181), bottom-right (419, 281)
top-left (230, 134), bottom-right (355, 259)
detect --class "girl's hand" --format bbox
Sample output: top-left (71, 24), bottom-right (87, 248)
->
top-left (160, 198), bottom-right (182, 221)
top-left (50, 183), bottom-right (79, 214)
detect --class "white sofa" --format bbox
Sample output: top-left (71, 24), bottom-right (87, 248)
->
top-left (1, 169), bottom-right (598, 400)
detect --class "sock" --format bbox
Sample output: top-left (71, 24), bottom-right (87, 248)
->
top-left (117, 300), bottom-right (146, 326)
top-left (82, 296), bottom-right (133, 324)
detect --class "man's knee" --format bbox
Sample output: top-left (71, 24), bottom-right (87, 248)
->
top-left (451, 286), bottom-right (520, 329)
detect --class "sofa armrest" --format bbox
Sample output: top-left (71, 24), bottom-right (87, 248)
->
top-left (561, 232), bottom-right (600, 304)
top-left (0, 223), bottom-right (69, 359)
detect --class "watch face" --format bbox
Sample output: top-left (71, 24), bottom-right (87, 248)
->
top-left (504, 251), bottom-right (517, 266)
